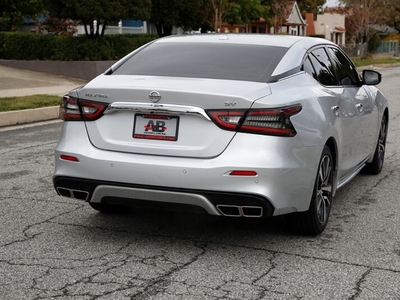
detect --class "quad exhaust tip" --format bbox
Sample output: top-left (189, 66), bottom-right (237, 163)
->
top-left (56, 187), bottom-right (89, 201)
top-left (216, 205), bottom-right (263, 217)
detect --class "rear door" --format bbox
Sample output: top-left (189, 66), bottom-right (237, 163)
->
top-left (304, 47), bottom-right (359, 176)
top-left (326, 46), bottom-right (379, 164)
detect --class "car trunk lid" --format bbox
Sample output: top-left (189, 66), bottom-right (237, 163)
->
top-left (77, 75), bottom-right (271, 158)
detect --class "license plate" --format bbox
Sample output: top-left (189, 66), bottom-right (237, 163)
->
top-left (133, 114), bottom-right (179, 141)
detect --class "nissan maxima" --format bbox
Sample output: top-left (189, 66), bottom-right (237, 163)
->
top-left (53, 34), bottom-right (388, 235)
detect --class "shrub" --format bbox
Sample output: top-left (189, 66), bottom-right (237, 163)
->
top-left (368, 34), bottom-right (381, 53)
top-left (0, 32), bottom-right (158, 61)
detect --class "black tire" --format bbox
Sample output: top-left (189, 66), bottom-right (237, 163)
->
top-left (89, 202), bottom-right (130, 214)
top-left (287, 145), bottom-right (333, 236)
top-left (363, 114), bottom-right (387, 175)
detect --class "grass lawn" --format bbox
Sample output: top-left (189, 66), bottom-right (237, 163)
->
top-left (0, 94), bottom-right (60, 112)
top-left (352, 57), bottom-right (400, 67)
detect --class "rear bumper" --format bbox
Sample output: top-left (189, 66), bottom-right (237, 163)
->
top-left (54, 176), bottom-right (274, 217)
top-left (53, 122), bottom-right (322, 216)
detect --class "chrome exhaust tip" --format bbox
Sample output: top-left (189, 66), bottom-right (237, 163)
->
top-left (241, 206), bottom-right (263, 217)
top-left (56, 187), bottom-right (89, 201)
top-left (216, 205), bottom-right (263, 217)
top-left (216, 205), bottom-right (241, 217)
top-left (71, 189), bottom-right (89, 201)
top-left (56, 187), bottom-right (72, 198)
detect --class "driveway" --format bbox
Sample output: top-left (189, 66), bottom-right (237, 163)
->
top-left (0, 64), bottom-right (86, 97)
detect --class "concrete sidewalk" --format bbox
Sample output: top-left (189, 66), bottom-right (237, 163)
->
top-left (0, 65), bottom-right (87, 127)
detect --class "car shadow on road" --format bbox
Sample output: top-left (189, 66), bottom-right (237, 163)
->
top-left (82, 206), bottom-right (294, 242)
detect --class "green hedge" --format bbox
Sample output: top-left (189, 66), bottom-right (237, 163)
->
top-left (0, 32), bottom-right (158, 61)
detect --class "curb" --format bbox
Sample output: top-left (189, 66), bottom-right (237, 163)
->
top-left (0, 106), bottom-right (59, 128)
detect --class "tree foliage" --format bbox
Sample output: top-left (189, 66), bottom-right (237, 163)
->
top-left (44, 0), bottom-right (151, 38)
top-left (37, 11), bottom-right (79, 35)
top-left (340, 0), bottom-right (400, 44)
top-left (0, 0), bottom-right (44, 31)
top-left (297, 0), bottom-right (325, 16)
top-left (224, 0), bottom-right (270, 26)
top-left (150, 0), bottom-right (204, 37)
top-left (202, 0), bottom-right (271, 31)
top-left (342, 0), bottom-right (383, 44)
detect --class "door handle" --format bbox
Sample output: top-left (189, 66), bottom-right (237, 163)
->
top-left (356, 103), bottom-right (363, 110)
top-left (331, 106), bottom-right (340, 116)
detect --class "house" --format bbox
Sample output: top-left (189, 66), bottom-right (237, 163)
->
top-left (269, 1), bottom-right (307, 35)
top-left (309, 11), bottom-right (346, 45)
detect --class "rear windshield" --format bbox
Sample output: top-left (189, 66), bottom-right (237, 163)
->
top-left (112, 42), bottom-right (288, 83)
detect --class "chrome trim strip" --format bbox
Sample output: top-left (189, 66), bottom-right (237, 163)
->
top-left (104, 102), bottom-right (211, 121)
top-left (91, 185), bottom-right (222, 216)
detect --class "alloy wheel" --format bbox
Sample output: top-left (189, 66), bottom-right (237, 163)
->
top-left (377, 115), bottom-right (387, 169)
top-left (316, 154), bottom-right (333, 225)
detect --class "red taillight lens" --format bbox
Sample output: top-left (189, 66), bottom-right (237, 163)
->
top-left (60, 154), bottom-right (79, 162)
top-left (207, 105), bottom-right (301, 137)
top-left (59, 96), bottom-right (81, 120)
top-left (60, 96), bottom-right (107, 121)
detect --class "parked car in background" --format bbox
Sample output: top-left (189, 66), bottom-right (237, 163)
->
top-left (53, 34), bottom-right (388, 235)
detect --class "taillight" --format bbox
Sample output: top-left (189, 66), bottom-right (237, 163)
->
top-left (60, 96), bottom-right (107, 121)
top-left (207, 105), bottom-right (301, 137)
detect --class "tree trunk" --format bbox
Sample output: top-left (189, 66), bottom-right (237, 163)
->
top-left (155, 22), bottom-right (172, 37)
top-left (101, 20), bottom-right (107, 37)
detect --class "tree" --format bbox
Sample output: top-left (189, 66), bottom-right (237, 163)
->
top-left (269, 0), bottom-right (291, 34)
top-left (44, 0), bottom-right (151, 38)
top-left (0, 0), bottom-right (44, 31)
top-left (150, 0), bottom-right (204, 37)
top-left (204, 0), bottom-right (271, 32)
top-left (372, 0), bottom-right (400, 32)
top-left (342, 0), bottom-right (383, 44)
top-left (38, 11), bottom-right (78, 35)
top-left (224, 0), bottom-right (270, 26)
top-left (296, 0), bottom-right (325, 17)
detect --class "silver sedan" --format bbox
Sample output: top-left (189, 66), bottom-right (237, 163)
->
top-left (53, 34), bottom-right (388, 235)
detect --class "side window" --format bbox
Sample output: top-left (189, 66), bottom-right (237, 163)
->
top-left (302, 57), bottom-right (318, 81)
top-left (327, 47), bottom-right (359, 86)
top-left (308, 48), bottom-right (337, 86)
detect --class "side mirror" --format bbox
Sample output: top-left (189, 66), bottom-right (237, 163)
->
top-left (362, 70), bottom-right (382, 85)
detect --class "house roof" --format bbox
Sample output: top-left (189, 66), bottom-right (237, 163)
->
top-left (369, 24), bottom-right (399, 34)
top-left (284, 1), bottom-right (307, 26)
top-left (334, 26), bottom-right (345, 32)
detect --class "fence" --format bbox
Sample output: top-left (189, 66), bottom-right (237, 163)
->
top-left (341, 43), bottom-right (368, 57)
top-left (341, 41), bottom-right (399, 58)
top-left (373, 40), bottom-right (399, 57)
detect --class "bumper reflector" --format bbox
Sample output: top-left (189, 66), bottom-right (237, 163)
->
top-left (60, 155), bottom-right (80, 162)
top-left (229, 170), bottom-right (258, 176)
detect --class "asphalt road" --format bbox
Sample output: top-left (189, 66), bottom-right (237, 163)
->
top-left (0, 67), bottom-right (399, 299)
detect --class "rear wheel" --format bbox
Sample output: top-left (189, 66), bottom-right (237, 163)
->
top-left (363, 114), bottom-right (387, 175)
top-left (287, 146), bottom-right (333, 236)
top-left (89, 202), bottom-right (131, 213)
